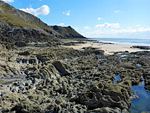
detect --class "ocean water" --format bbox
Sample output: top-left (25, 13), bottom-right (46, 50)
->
top-left (89, 38), bottom-right (150, 46)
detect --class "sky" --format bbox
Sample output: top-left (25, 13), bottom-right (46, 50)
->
top-left (2, 0), bottom-right (150, 38)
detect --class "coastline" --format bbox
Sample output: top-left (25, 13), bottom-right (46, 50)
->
top-left (63, 39), bottom-right (148, 55)
top-left (0, 1), bottom-right (150, 112)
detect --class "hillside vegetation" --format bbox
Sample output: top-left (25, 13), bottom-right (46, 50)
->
top-left (0, 0), bottom-right (85, 44)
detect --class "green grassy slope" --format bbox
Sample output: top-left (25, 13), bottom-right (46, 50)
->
top-left (0, 0), bottom-right (85, 38)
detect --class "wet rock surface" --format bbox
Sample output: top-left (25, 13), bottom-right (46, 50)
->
top-left (0, 40), bottom-right (150, 113)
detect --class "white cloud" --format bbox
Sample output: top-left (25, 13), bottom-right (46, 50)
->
top-left (97, 17), bottom-right (102, 21)
top-left (136, 25), bottom-right (141, 27)
top-left (96, 23), bottom-right (120, 28)
top-left (96, 24), bottom-right (105, 28)
top-left (114, 10), bottom-right (120, 13)
top-left (84, 26), bottom-right (90, 30)
top-left (63, 10), bottom-right (71, 16)
top-left (20, 5), bottom-right (50, 16)
top-left (2, 0), bottom-right (14, 2)
top-left (111, 28), bottom-right (150, 34)
top-left (58, 23), bottom-right (65, 26)
top-left (138, 28), bottom-right (150, 32)
top-left (81, 26), bottom-right (150, 38)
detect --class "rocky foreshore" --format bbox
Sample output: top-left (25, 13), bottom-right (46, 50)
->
top-left (0, 39), bottom-right (150, 113)
top-left (0, 1), bottom-right (150, 112)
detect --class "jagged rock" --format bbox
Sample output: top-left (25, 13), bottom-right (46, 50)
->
top-left (53, 61), bottom-right (69, 76)
top-left (88, 107), bottom-right (122, 113)
top-left (15, 41), bottom-right (27, 47)
top-left (18, 51), bottom-right (30, 56)
top-left (143, 70), bottom-right (150, 91)
top-left (1, 48), bottom-right (150, 113)
top-left (71, 80), bottom-right (131, 111)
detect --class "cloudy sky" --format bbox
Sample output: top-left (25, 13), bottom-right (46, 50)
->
top-left (3, 0), bottom-right (150, 38)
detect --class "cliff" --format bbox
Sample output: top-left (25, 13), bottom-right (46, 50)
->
top-left (0, 0), bottom-right (85, 42)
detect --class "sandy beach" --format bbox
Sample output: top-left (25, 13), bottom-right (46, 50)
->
top-left (63, 40), bottom-right (146, 55)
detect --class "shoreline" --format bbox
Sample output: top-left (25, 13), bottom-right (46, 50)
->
top-left (63, 39), bottom-right (149, 55)
top-left (88, 38), bottom-right (150, 46)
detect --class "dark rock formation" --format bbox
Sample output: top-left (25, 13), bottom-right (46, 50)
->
top-left (51, 25), bottom-right (85, 38)
top-left (1, 45), bottom-right (150, 112)
top-left (0, 0), bottom-right (85, 47)
top-left (132, 46), bottom-right (150, 50)
top-left (143, 69), bottom-right (150, 91)
top-left (53, 61), bottom-right (69, 76)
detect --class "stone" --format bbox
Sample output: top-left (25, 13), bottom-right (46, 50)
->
top-left (53, 61), bottom-right (69, 76)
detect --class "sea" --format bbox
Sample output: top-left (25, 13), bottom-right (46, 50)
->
top-left (89, 38), bottom-right (150, 46)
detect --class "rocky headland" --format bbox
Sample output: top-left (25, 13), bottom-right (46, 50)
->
top-left (0, 1), bottom-right (150, 113)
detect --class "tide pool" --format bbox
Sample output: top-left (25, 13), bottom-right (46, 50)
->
top-left (130, 82), bottom-right (150, 113)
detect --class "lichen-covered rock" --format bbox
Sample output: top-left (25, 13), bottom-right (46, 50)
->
top-left (88, 107), bottom-right (122, 113)
top-left (0, 38), bottom-right (150, 113)
top-left (71, 80), bottom-right (131, 111)
top-left (143, 69), bottom-right (150, 91)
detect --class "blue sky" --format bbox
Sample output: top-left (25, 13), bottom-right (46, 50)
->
top-left (3, 0), bottom-right (150, 38)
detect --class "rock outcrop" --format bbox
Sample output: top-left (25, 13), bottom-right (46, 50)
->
top-left (1, 41), bottom-right (150, 112)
